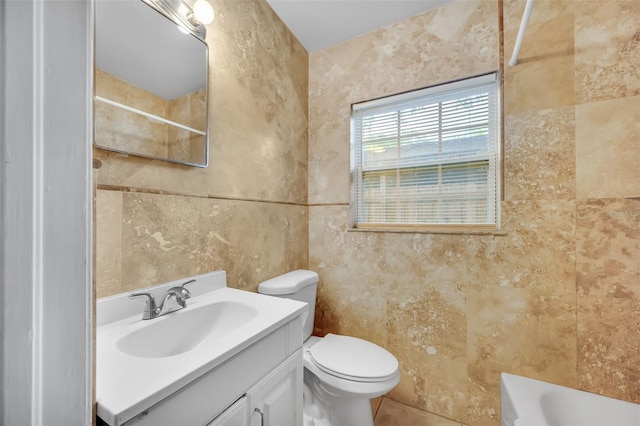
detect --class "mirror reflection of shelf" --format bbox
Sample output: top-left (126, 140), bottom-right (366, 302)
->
top-left (95, 96), bottom-right (206, 136)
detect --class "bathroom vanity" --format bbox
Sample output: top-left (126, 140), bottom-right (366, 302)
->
top-left (96, 271), bottom-right (306, 426)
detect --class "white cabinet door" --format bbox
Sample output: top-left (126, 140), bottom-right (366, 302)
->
top-left (207, 396), bottom-right (248, 426)
top-left (247, 350), bottom-right (303, 426)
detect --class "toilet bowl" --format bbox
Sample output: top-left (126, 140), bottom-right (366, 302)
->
top-left (258, 270), bottom-right (400, 426)
top-left (302, 335), bottom-right (400, 426)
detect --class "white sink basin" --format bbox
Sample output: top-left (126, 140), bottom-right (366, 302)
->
top-left (116, 301), bottom-right (259, 358)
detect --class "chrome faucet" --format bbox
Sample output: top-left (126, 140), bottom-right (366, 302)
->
top-left (129, 279), bottom-right (196, 320)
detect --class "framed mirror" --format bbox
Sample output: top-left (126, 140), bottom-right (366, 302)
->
top-left (94, 0), bottom-right (209, 167)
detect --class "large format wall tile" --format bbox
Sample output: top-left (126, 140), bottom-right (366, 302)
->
top-left (467, 285), bottom-right (577, 426)
top-left (504, 106), bottom-right (576, 200)
top-left (95, 192), bottom-right (307, 297)
top-left (95, 190), bottom-right (123, 297)
top-left (575, 0), bottom-right (640, 104)
top-left (314, 269), bottom-right (389, 347)
top-left (468, 200), bottom-right (577, 294)
top-left (577, 295), bottom-right (640, 403)
top-left (386, 275), bottom-right (467, 421)
top-left (503, 53), bottom-right (574, 114)
top-left (577, 199), bottom-right (640, 299)
top-left (503, 0), bottom-right (575, 35)
top-left (309, 206), bottom-right (480, 286)
top-left (503, 0), bottom-right (575, 114)
top-left (575, 96), bottom-right (640, 199)
top-left (309, 206), bottom-right (395, 346)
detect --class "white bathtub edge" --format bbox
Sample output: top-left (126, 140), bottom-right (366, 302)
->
top-left (500, 372), bottom-right (640, 426)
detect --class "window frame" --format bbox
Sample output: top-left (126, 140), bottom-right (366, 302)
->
top-left (349, 72), bottom-right (502, 233)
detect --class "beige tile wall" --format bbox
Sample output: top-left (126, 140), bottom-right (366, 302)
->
top-left (308, 1), bottom-right (639, 425)
top-left (94, 0), bottom-right (309, 297)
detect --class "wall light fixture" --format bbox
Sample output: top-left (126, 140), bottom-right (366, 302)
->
top-left (190, 0), bottom-right (214, 25)
top-left (149, 0), bottom-right (214, 39)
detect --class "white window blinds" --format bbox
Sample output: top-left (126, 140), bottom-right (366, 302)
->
top-left (350, 73), bottom-right (500, 230)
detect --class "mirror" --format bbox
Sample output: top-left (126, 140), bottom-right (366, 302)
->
top-left (94, 0), bottom-right (209, 167)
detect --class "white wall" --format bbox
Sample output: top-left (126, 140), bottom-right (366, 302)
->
top-left (0, 0), bottom-right (5, 416)
top-left (1, 0), bottom-right (93, 424)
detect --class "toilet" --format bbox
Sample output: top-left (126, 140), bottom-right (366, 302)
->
top-left (258, 270), bottom-right (400, 426)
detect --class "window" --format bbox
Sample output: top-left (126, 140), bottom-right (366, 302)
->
top-left (350, 73), bottom-right (501, 232)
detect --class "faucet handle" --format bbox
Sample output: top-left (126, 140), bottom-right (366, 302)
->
top-left (180, 278), bottom-right (196, 288)
top-left (179, 279), bottom-right (196, 298)
top-left (129, 292), bottom-right (158, 320)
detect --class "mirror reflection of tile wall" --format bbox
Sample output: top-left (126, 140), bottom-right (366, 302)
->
top-left (95, 69), bottom-right (206, 164)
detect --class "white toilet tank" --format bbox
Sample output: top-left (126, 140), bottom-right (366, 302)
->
top-left (258, 270), bottom-right (319, 340)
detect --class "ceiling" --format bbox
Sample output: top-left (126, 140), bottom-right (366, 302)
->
top-left (265, 0), bottom-right (450, 52)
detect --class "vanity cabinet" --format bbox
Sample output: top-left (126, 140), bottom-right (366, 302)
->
top-left (210, 350), bottom-right (302, 426)
top-left (246, 350), bottom-right (303, 426)
top-left (207, 397), bottom-right (248, 426)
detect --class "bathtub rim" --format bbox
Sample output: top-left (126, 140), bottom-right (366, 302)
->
top-left (500, 372), bottom-right (640, 426)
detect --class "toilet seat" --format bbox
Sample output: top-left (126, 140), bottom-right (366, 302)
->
top-left (308, 334), bottom-right (399, 383)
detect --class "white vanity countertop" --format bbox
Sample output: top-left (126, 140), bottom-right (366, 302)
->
top-left (96, 271), bottom-right (306, 426)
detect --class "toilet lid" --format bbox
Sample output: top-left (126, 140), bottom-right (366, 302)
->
top-left (308, 334), bottom-right (399, 382)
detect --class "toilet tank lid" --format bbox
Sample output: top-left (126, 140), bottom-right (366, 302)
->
top-left (258, 270), bottom-right (319, 295)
